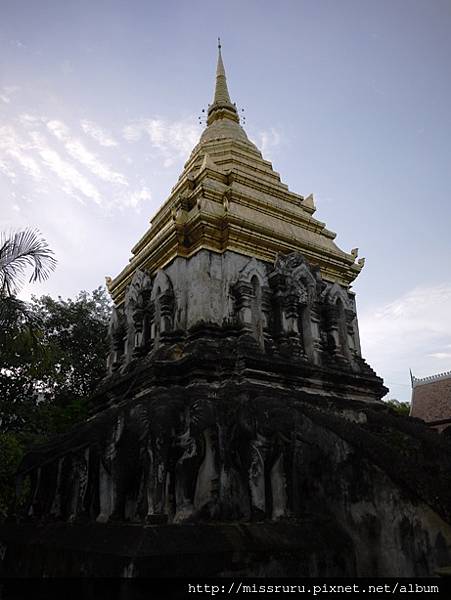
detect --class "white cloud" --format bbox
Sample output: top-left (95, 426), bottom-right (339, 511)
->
top-left (0, 85), bottom-right (19, 104)
top-left (30, 130), bottom-right (102, 204)
top-left (81, 120), bottom-right (118, 147)
top-left (9, 150), bottom-right (42, 180)
top-left (18, 113), bottom-right (40, 126)
top-left (0, 124), bottom-right (43, 181)
top-left (47, 119), bottom-right (128, 185)
top-left (255, 127), bottom-right (281, 159)
top-left (65, 139), bottom-right (127, 185)
top-left (0, 157), bottom-right (17, 181)
top-left (46, 119), bottom-right (69, 141)
top-left (124, 187), bottom-right (152, 210)
top-left (1, 112), bottom-right (152, 213)
top-left (362, 285), bottom-right (451, 340)
top-left (1, 110), bottom-right (199, 217)
top-left (122, 117), bottom-right (198, 166)
top-left (122, 124), bottom-right (142, 142)
top-left (429, 352), bottom-right (451, 360)
top-left (359, 284), bottom-right (451, 399)
top-left (0, 120), bottom-right (109, 205)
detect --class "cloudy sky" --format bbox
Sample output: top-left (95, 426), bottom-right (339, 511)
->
top-left (1, 0), bottom-right (451, 402)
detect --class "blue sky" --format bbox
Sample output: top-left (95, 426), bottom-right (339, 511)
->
top-left (1, 0), bottom-right (451, 401)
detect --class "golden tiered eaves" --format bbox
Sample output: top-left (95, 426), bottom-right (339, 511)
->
top-left (108, 46), bottom-right (363, 305)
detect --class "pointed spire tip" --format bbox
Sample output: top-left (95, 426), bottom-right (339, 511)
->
top-left (207, 39), bottom-right (240, 125)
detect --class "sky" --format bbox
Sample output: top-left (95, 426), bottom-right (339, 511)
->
top-left (1, 0), bottom-right (451, 402)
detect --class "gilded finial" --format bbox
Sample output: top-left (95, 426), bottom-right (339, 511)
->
top-left (207, 38), bottom-right (239, 125)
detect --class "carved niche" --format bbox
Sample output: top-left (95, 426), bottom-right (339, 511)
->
top-left (150, 270), bottom-right (175, 346)
top-left (269, 253), bottom-right (322, 363)
top-left (124, 269), bottom-right (153, 359)
top-left (231, 258), bottom-right (271, 348)
top-left (107, 268), bottom-right (177, 369)
top-left (321, 282), bottom-right (358, 364)
top-left (107, 306), bottom-right (126, 372)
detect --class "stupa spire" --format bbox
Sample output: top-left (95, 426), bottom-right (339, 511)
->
top-left (207, 39), bottom-right (239, 125)
top-left (213, 38), bottom-right (231, 104)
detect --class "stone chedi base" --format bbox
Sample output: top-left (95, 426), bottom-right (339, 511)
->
top-left (3, 45), bottom-right (451, 578)
top-left (2, 251), bottom-right (451, 577)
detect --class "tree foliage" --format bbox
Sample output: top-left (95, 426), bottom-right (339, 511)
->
top-left (0, 433), bottom-right (23, 517)
top-left (1, 287), bottom-right (111, 436)
top-left (385, 399), bottom-right (411, 417)
top-left (0, 287), bottom-right (111, 518)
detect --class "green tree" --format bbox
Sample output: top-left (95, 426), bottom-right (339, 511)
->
top-left (0, 229), bottom-right (57, 410)
top-left (0, 433), bottom-right (24, 518)
top-left (1, 228), bottom-right (56, 518)
top-left (0, 287), bottom-right (111, 518)
top-left (0, 296), bottom-right (46, 437)
top-left (28, 288), bottom-right (112, 433)
top-left (385, 399), bottom-right (411, 416)
top-left (0, 288), bottom-right (111, 437)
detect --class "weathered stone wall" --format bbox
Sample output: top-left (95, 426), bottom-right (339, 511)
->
top-left (108, 250), bottom-right (368, 386)
top-left (9, 380), bottom-right (451, 576)
top-left (4, 251), bottom-right (450, 577)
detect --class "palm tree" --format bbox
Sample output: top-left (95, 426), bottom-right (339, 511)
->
top-left (0, 229), bottom-right (56, 297)
top-left (0, 229), bottom-right (56, 331)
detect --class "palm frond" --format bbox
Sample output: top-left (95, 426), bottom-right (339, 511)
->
top-left (0, 229), bottom-right (57, 296)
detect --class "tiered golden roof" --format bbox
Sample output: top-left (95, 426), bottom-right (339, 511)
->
top-left (108, 44), bottom-right (363, 305)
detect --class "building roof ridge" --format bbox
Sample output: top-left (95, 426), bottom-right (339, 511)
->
top-left (412, 369), bottom-right (451, 388)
